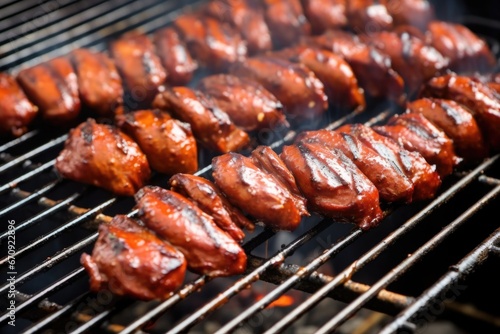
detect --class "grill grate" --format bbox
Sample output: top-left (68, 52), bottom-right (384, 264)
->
top-left (1, 1), bottom-right (500, 333)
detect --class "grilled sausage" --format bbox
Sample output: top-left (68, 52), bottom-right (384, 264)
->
top-left (212, 152), bottom-right (309, 231)
top-left (69, 48), bottom-right (124, 116)
top-left (420, 74), bottom-right (500, 152)
top-left (204, 0), bottom-right (272, 54)
top-left (169, 173), bottom-right (253, 242)
top-left (295, 129), bottom-right (414, 203)
top-left (152, 86), bottom-right (250, 153)
top-left (346, 0), bottom-right (393, 33)
top-left (261, 0), bottom-right (311, 49)
top-left (271, 45), bottom-right (366, 112)
top-left (280, 141), bottom-right (384, 230)
top-left (109, 32), bottom-right (167, 109)
top-left (305, 30), bottom-right (405, 103)
top-left (362, 31), bottom-right (448, 95)
top-left (81, 215), bottom-right (187, 300)
top-left (250, 145), bottom-right (308, 215)
top-left (407, 98), bottom-right (489, 163)
top-left (55, 118), bottom-right (151, 196)
top-left (230, 55), bottom-right (328, 122)
top-left (116, 109), bottom-right (198, 175)
top-left (0, 72), bottom-right (38, 137)
top-left (174, 14), bottom-right (247, 72)
top-left (135, 186), bottom-right (247, 276)
top-left (153, 27), bottom-right (198, 86)
top-left (425, 21), bottom-right (496, 73)
top-left (373, 113), bottom-right (461, 177)
top-left (17, 56), bottom-right (80, 125)
top-left (338, 124), bottom-right (441, 201)
top-left (197, 74), bottom-right (288, 132)
top-left (300, 0), bottom-right (347, 34)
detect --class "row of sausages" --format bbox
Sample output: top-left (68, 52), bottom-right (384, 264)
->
top-left (0, 0), bottom-right (496, 139)
top-left (80, 72), bottom-right (499, 300)
top-left (53, 15), bottom-right (500, 190)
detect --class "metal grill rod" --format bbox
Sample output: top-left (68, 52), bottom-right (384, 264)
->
top-left (0, 0), bottom-right (108, 47)
top-left (0, 129), bottom-right (39, 152)
top-left (0, 196), bottom-right (113, 266)
top-left (359, 109), bottom-right (395, 127)
top-left (0, 233), bottom-right (97, 296)
top-left (0, 0), bottom-right (145, 69)
top-left (1, 210), bottom-right (141, 331)
top-left (24, 211), bottom-right (139, 333)
top-left (0, 1), bottom-right (45, 21)
top-left (379, 227), bottom-right (500, 334)
top-left (264, 155), bottom-right (499, 333)
top-left (0, 179), bottom-right (60, 219)
top-left (32, 227), bottom-right (277, 333)
top-left (2, 0), bottom-right (204, 72)
top-left (255, 261), bottom-right (415, 311)
top-left (22, 292), bottom-right (91, 334)
top-left (69, 305), bottom-right (115, 334)
top-left (0, 134), bottom-right (65, 174)
top-left (120, 219), bottom-right (333, 334)
top-left (0, 267), bottom-right (85, 324)
top-left (315, 184), bottom-right (500, 334)
top-left (0, 190), bottom-right (81, 241)
top-left (215, 229), bottom-right (364, 334)
top-left (0, 160), bottom-right (55, 195)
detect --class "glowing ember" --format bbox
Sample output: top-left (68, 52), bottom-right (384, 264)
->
top-left (255, 294), bottom-right (295, 309)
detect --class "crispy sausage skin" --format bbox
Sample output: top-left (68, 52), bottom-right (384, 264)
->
top-left (338, 124), bottom-right (441, 201)
top-left (135, 186), bottom-right (247, 277)
top-left (230, 56), bottom-right (328, 122)
top-left (197, 74), bottom-right (288, 132)
top-left (174, 14), bottom-right (247, 72)
top-left (109, 32), bottom-right (167, 109)
top-left (281, 141), bottom-right (384, 230)
top-left (204, 0), bottom-right (272, 54)
top-left (373, 113), bottom-right (461, 177)
top-left (362, 31), bottom-right (448, 95)
top-left (426, 21), bottom-right (496, 73)
top-left (17, 57), bottom-right (80, 125)
top-left (116, 109), bottom-right (198, 175)
top-left (300, 0), bottom-right (347, 34)
top-left (420, 74), bottom-right (500, 152)
top-left (271, 45), bottom-right (366, 112)
top-left (81, 215), bottom-right (187, 300)
top-left (153, 27), bottom-right (198, 86)
top-left (169, 173), bottom-right (253, 242)
top-left (0, 72), bottom-right (38, 137)
top-left (69, 48), bottom-right (124, 116)
top-left (250, 145), bottom-right (308, 215)
top-left (212, 152), bottom-right (309, 231)
top-left (261, 0), bottom-right (311, 49)
top-left (55, 118), bottom-right (151, 196)
top-left (153, 86), bottom-right (250, 153)
top-left (346, 0), bottom-right (394, 33)
top-left (407, 98), bottom-right (489, 163)
top-left (305, 30), bottom-right (405, 104)
top-left (296, 129), bottom-right (414, 203)
top-left (384, 0), bottom-right (434, 31)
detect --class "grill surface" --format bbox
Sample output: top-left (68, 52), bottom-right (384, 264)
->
top-left (0, 1), bottom-right (499, 334)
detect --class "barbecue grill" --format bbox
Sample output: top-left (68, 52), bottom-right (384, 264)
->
top-left (0, 1), bottom-right (499, 333)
